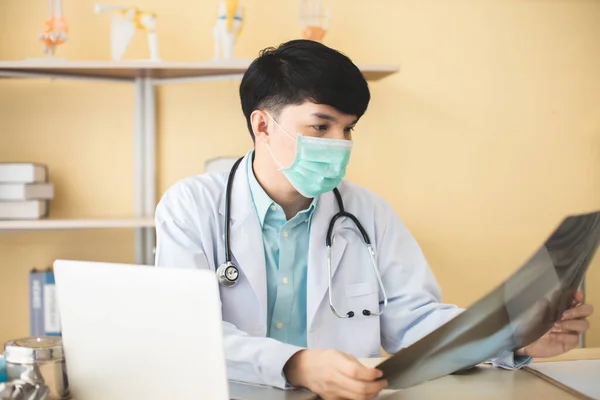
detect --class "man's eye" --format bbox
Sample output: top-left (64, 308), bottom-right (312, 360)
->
top-left (312, 125), bottom-right (328, 132)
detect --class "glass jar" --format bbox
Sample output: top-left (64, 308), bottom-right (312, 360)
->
top-left (4, 337), bottom-right (69, 399)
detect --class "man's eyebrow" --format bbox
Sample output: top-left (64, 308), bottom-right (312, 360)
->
top-left (312, 113), bottom-right (358, 125)
top-left (312, 112), bottom-right (337, 122)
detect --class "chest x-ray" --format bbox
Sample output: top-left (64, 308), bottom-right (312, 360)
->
top-left (377, 210), bottom-right (600, 389)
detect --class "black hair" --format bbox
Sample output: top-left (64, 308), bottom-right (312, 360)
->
top-left (239, 39), bottom-right (371, 141)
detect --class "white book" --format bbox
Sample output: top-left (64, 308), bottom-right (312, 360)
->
top-left (0, 163), bottom-right (48, 183)
top-left (0, 183), bottom-right (54, 200)
top-left (0, 200), bottom-right (48, 219)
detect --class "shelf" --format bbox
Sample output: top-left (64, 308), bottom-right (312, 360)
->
top-left (0, 56), bottom-right (398, 262)
top-left (0, 217), bottom-right (155, 231)
top-left (0, 60), bottom-right (399, 82)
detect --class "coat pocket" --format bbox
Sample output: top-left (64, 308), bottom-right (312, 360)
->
top-left (345, 281), bottom-right (379, 315)
top-left (342, 281), bottom-right (381, 357)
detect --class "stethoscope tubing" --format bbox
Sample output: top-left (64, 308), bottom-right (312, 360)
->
top-left (219, 156), bottom-right (388, 318)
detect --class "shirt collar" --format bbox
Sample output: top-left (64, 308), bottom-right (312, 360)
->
top-left (246, 151), bottom-right (318, 227)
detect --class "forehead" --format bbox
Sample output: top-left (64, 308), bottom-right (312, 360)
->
top-left (279, 102), bottom-right (358, 124)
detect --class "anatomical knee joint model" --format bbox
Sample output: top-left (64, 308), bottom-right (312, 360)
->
top-left (213, 0), bottom-right (244, 60)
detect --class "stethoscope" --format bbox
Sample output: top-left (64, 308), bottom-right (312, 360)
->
top-left (216, 157), bottom-right (389, 318)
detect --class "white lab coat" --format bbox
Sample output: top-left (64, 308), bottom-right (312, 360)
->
top-left (154, 152), bottom-right (465, 389)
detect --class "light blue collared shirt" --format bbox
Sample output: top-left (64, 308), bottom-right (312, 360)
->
top-left (246, 153), bottom-right (317, 348)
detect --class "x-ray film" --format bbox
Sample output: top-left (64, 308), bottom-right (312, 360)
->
top-left (377, 210), bottom-right (600, 389)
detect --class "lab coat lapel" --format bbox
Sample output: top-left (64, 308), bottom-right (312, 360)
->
top-left (218, 154), bottom-right (268, 330)
top-left (307, 190), bottom-right (347, 331)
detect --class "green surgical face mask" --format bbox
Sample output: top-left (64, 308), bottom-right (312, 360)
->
top-left (266, 113), bottom-right (354, 198)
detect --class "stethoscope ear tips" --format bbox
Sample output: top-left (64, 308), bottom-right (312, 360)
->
top-left (345, 310), bottom-right (373, 318)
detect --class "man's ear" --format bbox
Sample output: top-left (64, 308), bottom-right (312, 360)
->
top-left (250, 110), bottom-right (271, 143)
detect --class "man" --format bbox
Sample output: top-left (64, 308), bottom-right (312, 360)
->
top-left (154, 39), bottom-right (593, 400)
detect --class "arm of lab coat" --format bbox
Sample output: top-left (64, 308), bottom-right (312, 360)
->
top-left (376, 205), bottom-right (463, 353)
top-left (154, 187), bottom-right (303, 389)
top-left (376, 204), bottom-right (532, 369)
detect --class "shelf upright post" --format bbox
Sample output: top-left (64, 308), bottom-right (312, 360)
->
top-left (143, 76), bottom-right (157, 265)
top-left (133, 76), bottom-right (146, 265)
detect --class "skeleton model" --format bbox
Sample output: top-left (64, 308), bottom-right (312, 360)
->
top-left (298, 0), bottom-right (331, 42)
top-left (212, 0), bottom-right (244, 60)
top-left (94, 3), bottom-right (160, 61)
top-left (40, 0), bottom-right (69, 56)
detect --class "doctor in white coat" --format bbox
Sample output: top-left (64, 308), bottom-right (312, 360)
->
top-left (155, 40), bottom-right (594, 400)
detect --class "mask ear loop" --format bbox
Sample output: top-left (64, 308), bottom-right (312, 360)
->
top-left (267, 145), bottom-right (285, 171)
top-left (264, 111), bottom-right (299, 171)
top-left (265, 112), bottom-right (297, 141)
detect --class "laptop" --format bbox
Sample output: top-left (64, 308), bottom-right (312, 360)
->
top-left (54, 260), bottom-right (230, 400)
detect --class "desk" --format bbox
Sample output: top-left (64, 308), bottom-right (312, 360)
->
top-left (525, 347), bottom-right (600, 400)
top-left (534, 347), bottom-right (600, 363)
top-left (230, 348), bottom-right (599, 400)
top-left (374, 364), bottom-right (577, 399)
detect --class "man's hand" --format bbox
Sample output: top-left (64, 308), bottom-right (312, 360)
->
top-left (283, 348), bottom-right (388, 400)
top-left (517, 291), bottom-right (593, 359)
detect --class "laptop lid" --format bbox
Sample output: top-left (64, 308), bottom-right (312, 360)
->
top-left (53, 260), bottom-right (229, 400)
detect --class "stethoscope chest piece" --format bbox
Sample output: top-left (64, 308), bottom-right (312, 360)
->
top-left (216, 261), bottom-right (239, 287)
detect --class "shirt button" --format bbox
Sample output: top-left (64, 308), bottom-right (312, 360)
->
top-left (270, 205), bottom-right (277, 211)
top-left (282, 277), bottom-right (289, 285)
top-left (276, 322), bottom-right (284, 330)
top-left (283, 231), bottom-right (289, 238)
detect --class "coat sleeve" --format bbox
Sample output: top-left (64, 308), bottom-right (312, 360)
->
top-left (154, 182), bottom-right (304, 389)
top-left (376, 203), bottom-right (463, 353)
top-left (376, 201), bottom-right (532, 369)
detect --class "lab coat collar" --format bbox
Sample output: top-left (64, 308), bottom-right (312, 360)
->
top-left (307, 184), bottom-right (348, 331)
top-left (218, 151), bottom-right (268, 330)
top-left (245, 151), bottom-right (273, 228)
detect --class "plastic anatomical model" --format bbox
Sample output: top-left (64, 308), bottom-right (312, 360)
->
top-left (40, 0), bottom-right (69, 56)
top-left (94, 3), bottom-right (160, 61)
top-left (298, 0), bottom-right (331, 42)
top-left (212, 0), bottom-right (244, 60)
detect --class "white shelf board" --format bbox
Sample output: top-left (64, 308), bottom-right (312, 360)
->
top-left (0, 217), bottom-right (155, 231)
top-left (0, 60), bottom-right (399, 82)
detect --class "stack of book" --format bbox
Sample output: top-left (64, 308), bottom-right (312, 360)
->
top-left (0, 163), bottom-right (54, 219)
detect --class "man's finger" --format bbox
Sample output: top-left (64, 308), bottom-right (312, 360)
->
top-left (563, 304), bottom-right (594, 319)
top-left (333, 373), bottom-right (388, 400)
top-left (555, 319), bottom-right (590, 333)
top-left (550, 332), bottom-right (580, 347)
top-left (572, 291), bottom-right (584, 305)
top-left (338, 358), bottom-right (383, 382)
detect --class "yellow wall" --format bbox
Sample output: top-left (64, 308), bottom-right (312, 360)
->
top-left (0, 1), bottom-right (598, 348)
